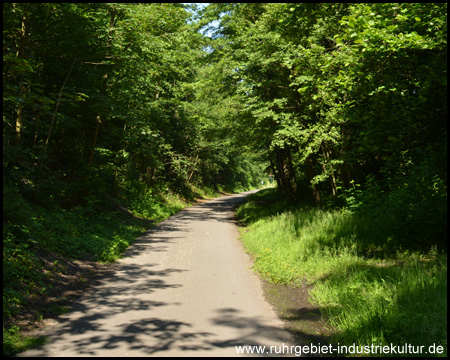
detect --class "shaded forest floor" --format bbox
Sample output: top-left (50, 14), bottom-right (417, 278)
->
top-left (11, 250), bottom-right (114, 335)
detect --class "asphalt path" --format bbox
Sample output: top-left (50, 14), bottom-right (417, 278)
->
top-left (19, 190), bottom-right (294, 357)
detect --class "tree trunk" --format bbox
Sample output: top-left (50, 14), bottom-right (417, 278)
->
top-left (340, 163), bottom-right (352, 190)
top-left (274, 146), bottom-right (296, 198)
top-left (40, 58), bottom-right (77, 170)
top-left (305, 156), bottom-right (321, 204)
top-left (86, 8), bottom-right (117, 166)
top-left (15, 82), bottom-right (24, 145)
top-left (88, 115), bottom-right (101, 166)
top-left (321, 142), bottom-right (338, 196)
top-left (15, 15), bottom-right (26, 145)
top-left (187, 151), bottom-right (199, 181)
top-left (268, 151), bottom-right (281, 190)
top-left (274, 147), bottom-right (288, 195)
top-left (285, 147), bottom-right (297, 196)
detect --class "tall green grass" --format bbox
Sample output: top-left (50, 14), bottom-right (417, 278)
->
top-left (237, 189), bottom-right (447, 357)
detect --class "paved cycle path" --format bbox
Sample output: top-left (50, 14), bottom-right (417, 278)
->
top-left (19, 191), bottom-right (294, 357)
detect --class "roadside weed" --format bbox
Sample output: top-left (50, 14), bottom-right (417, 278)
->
top-left (237, 189), bottom-right (447, 356)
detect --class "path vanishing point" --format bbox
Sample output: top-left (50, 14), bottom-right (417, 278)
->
top-left (19, 191), bottom-right (294, 357)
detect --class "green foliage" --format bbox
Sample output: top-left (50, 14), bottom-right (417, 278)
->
top-left (118, 179), bottom-right (189, 222)
top-left (3, 2), bottom-right (447, 354)
top-left (201, 2), bottom-right (446, 246)
top-left (3, 325), bottom-right (46, 357)
top-left (338, 165), bottom-right (447, 252)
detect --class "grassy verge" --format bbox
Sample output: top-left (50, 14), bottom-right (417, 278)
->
top-left (3, 184), bottom-right (226, 355)
top-left (3, 202), bottom-right (150, 355)
top-left (236, 188), bottom-right (447, 357)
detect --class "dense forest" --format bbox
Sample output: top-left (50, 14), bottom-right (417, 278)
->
top-left (3, 3), bottom-right (447, 355)
top-left (195, 3), bottom-right (446, 245)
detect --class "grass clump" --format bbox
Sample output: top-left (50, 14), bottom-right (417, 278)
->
top-left (236, 188), bottom-right (447, 357)
top-left (3, 326), bottom-right (47, 357)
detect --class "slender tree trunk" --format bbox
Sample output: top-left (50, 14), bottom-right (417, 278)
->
top-left (88, 115), bottom-right (101, 166)
top-left (268, 149), bottom-right (282, 190)
top-left (187, 151), bottom-right (199, 181)
top-left (15, 15), bottom-right (26, 145)
top-left (15, 81), bottom-right (24, 145)
top-left (321, 142), bottom-right (338, 196)
top-left (40, 58), bottom-right (77, 170)
top-left (86, 5), bottom-right (119, 168)
top-left (86, 7), bottom-right (117, 167)
top-left (33, 113), bottom-right (41, 147)
top-left (275, 147), bottom-right (288, 195)
top-left (305, 156), bottom-right (321, 204)
top-left (273, 146), bottom-right (296, 198)
top-left (285, 147), bottom-right (297, 196)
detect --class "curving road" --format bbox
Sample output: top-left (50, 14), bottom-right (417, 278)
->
top-left (19, 191), bottom-right (294, 357)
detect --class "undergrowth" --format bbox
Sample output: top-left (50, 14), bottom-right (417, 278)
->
top-left (3, 197), bottom-right (149, 355)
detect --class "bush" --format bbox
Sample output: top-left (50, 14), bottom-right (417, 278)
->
top-left (340, 165), bottom-right (447, 252)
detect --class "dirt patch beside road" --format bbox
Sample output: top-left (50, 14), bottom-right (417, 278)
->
top-left (15, 251), bottom-right (114, 336)
top-left (261, 279), bottom-right (334, 348)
